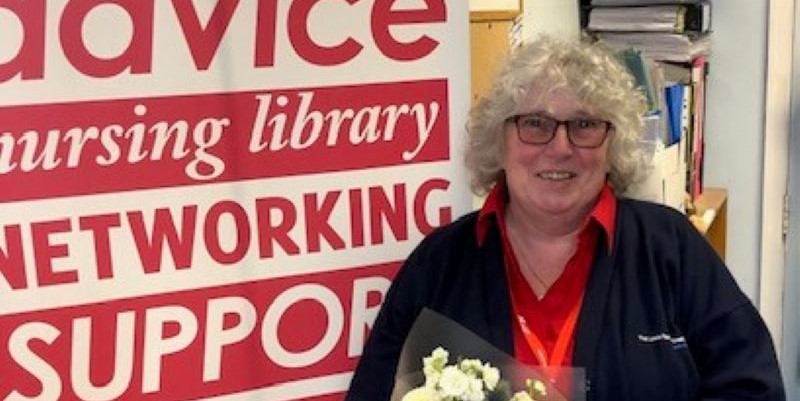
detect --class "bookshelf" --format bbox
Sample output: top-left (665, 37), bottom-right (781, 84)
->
top-left (579, 0), bottom-right (725, 259)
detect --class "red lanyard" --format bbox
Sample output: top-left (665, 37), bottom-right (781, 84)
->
top-left (514, 294), bottom-right (584, 367)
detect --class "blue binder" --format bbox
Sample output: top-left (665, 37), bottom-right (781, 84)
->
top-left (664, 83), bottom-right (684, 146)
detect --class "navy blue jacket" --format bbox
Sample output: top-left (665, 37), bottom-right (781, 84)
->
top-left (345, 199), bottom-right (785, 401)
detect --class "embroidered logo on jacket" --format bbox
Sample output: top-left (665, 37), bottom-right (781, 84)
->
top-left (637, 333), bottom-right (688, 350)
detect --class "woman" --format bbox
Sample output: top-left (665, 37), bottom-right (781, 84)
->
top-left (345, 36), bottom-right (784, 401)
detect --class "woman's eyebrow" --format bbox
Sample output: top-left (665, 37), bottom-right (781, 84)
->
top-left (517, 110), bottom-right (595, 118)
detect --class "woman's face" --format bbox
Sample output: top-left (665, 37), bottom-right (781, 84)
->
top-left (502, 86), bottom-right (611, 221)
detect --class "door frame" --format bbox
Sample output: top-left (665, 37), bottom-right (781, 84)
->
top-left (780, 0), bottom-right (800, 397)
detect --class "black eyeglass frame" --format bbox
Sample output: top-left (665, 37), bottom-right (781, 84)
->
top-left (506, 114), bottom-right (613, 149)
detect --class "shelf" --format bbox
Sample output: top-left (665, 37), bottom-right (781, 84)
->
top-left (689, 187), bottom-right (727, 260)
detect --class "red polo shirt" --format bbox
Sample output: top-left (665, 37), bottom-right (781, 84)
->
top-left (476, 181), bottom-right (616, 367)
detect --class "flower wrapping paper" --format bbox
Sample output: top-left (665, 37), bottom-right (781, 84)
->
top-left (390, 308), bottom-right (587, 401)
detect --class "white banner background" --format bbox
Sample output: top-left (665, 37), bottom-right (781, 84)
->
top-left (0, 0), bottom-right (470, 400)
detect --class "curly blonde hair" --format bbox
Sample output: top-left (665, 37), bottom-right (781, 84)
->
top-left (464, 35), bottom-right (648, 195)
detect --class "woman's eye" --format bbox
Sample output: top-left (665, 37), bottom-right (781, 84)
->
top-left (522, 117), bottom-right (543, 127)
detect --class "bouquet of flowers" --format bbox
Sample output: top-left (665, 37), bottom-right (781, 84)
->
top-left (401, 347), bottom-right (547, 401)
top-left (390, 309), bottom-right (585, 401)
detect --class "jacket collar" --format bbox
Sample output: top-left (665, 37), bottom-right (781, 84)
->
top-left (476, 181), bottom-right (617, 250)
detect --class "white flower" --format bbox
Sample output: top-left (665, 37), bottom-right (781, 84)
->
top-left (423, 365), bottom-right (441, 389)
top-left (401, 386), bottom-right (439, 401)
top-left (459, 358), bottom-right (483, 375)
top-left (531, 380), bottom-right (547, 396)
top-left (509, 391), bottom-right (535, 401)
top-left (482, 363), bottom-right (500, 390)
top-left (424, 347), bottom-right (449, 372)
top-left (524, 378), bottom-right (547, 398)
top-left (406, 347), bottom-right (552, 401)
top-left (438, 365), bottom-right (471, 398)
top-left (463, 376), bottom-right (486, 401)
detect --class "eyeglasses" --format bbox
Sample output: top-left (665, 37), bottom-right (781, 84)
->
top-left (506, 114), bottom-right (612, 148)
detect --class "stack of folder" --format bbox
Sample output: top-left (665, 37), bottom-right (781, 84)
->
top-left (585, 1), bottom-right (711, 63)
top-left (595, 31), bottom-right (710, 64)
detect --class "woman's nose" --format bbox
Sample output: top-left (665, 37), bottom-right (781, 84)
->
top-left (545, 124), bottom-right (574, 155)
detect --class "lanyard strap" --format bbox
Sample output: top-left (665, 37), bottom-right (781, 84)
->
top-left (515, 295), bottom-right (583, 367)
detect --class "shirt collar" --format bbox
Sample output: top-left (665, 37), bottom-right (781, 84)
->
top-left (476, 181), bottom-right (617, 250)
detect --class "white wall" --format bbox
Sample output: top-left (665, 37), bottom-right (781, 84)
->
top-left (760, 0), bottom-right (794, 360)
top-left (703, 0), bottom-right (768, 301)
top-left (520, 0), bottom-right (579, 41)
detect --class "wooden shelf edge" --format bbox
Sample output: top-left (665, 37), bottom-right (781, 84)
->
top-left (693, 188), bottom-right (728, 217)
top-left (688, 187), bottom-right (728, 260)
top-left (470, 10), bottom-right (520, 22)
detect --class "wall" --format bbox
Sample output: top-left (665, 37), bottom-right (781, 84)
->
top-left (703, 0), bottom-right (768, 301)
top-left (520, 0), bottom-right (579, 41)
top-left (761, 0), bottom-right (794, 361)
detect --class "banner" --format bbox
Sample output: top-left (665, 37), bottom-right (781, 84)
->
top-left (0, 1), bottom-right (470, 400)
